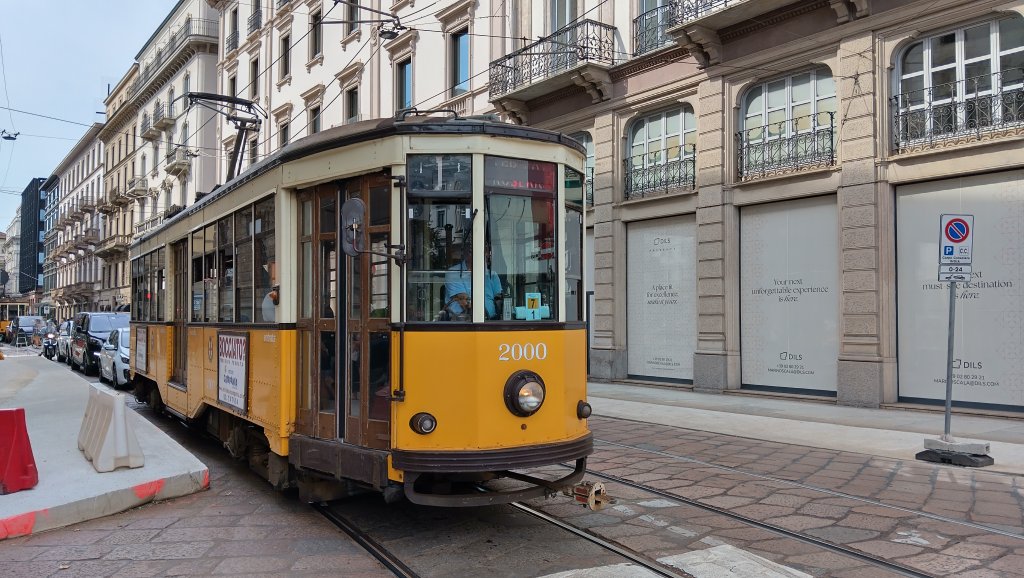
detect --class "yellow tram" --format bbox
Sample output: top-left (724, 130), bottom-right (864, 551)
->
top-left (130, 112), bottom-right (592, 505)
top-left (0, 301), bottom-right (32, 341)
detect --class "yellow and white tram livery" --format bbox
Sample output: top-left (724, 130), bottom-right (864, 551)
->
top-left (130, 113), bottom-right (592, 505)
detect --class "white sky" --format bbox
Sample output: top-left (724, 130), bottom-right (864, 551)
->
top-left (0, 1), bottom-right (180, 230)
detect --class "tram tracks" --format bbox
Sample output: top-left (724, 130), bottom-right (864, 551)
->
top-left (312, 502), bottom-right (420, 578)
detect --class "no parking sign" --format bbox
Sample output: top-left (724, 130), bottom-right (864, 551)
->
top-left (938, 214), bottom-right (973, 281)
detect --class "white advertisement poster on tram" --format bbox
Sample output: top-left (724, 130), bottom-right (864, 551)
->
top-left (897, 171), bottom-right (1024, 410)
top-left (740, 196), bottom-right (839, 393)
top-left (626, 216), bottom-right (696, 382)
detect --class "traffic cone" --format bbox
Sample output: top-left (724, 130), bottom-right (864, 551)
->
top-left (0, 408), bottom-right (39, 494)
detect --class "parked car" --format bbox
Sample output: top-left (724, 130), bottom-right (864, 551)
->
top-left (71, 312), bottom-right (129, 375)
top-left (5, 315), bottom-right (43, 345)
top-left (56, 320), bottom-right (73, 363)
top-left (98, 327), bottom-right (132, 389)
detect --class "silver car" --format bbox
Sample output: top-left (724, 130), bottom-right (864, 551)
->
top-left (56, 320), bottom-right (73, 363)
top-left (98, 327), bottom-right (131, 389)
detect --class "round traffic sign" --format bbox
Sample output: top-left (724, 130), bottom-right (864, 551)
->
top-left (945, 218), bottom-right (970, 243)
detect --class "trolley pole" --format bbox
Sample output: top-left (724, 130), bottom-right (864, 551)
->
top-left (917, 213), bottom-right (992, 467)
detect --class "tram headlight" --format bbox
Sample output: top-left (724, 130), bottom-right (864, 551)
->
top-left (410, 412), bottom-right (437, 435)
top-left (503, 371), bottom-right (546, 417)
top-left (577, 401), bottom-right (592, 419)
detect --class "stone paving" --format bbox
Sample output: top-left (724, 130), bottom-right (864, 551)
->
top-left (539, 416), bottom-right (1024, 577)
top-left (0, 402), bottom-right (389, 577)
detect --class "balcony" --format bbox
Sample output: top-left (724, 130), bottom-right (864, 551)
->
top-left (153, 103), bottom-right (174, 129)
top-left (226, 30), bottom-right (239, 53)
top-left (248, 12), bottom-right (262, 36)
top-left (276, 0), bottom-right (293, 11)
top-left (141, 114), bottom-right (160, 140)
top-left (666, 0), bottom-right (804, 67)
top-left (69, 202), bottom-right (84, 222)
top-left (127, 18), bottom-right (218, 100)
top-left (489, 20), bottom-right (616, 122)
top-left (165, 148), bottom-right (192, 176)
top-left (80, 196), bottom-right (96, 214)
top-left (94, 234), bottom-right (133, 260)
top-left (75, 228), bottom-right (100, 250)
top-left (736, 112), bottom-right (836, 181)
top-left (891, 70), bottom-right (1024, 155)
top-left (634, 4), bottom-right (675, 57)
top-left (623, 146), bottom-right (696, 200)
top-left (125, 177), bottom-right (148, 200)
top-left (134, 215), bottom-right (165, 239)
top-left (97, 188), bottom-right (117, 214)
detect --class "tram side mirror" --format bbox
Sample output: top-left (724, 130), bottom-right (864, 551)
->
top-left (340, 197), bottom-right (367, 257)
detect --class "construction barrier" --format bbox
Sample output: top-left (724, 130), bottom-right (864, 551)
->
top-left (0, 408), bottom-right (39, 494)
top-left (77, 385), bottom-right (144, 472)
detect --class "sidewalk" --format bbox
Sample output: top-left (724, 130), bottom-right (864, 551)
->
top-left (0, 354), bottom-right (208, 540)
top-left (589, 380), bottom-right (1024, 475)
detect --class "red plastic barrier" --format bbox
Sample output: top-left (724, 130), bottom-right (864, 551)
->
top-left (0, 408), bottom-right (38, 494)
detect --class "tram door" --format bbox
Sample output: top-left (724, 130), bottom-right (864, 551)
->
top-left (296, 186), bottom-right (339, 440)
top-left (171, 240), bottom-right (189, 385)
top-left (343, 174), bottom-right (392, 450)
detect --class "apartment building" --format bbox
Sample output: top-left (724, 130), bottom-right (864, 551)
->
top-left (1, 210), bottom-right (18, 296)
top-left (17, 178), bottom-right (46, 304)
top-left (493, 0), bottom-right (1024, 412)
top-left (207, 0), bottom-right (490, 173)
top-left (45, 125), bottom-right (104, 320)
top-left (96, 65), bottom-right (140, 312)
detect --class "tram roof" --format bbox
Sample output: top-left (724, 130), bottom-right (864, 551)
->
top-left (133, 114), bottom-right (585, 249)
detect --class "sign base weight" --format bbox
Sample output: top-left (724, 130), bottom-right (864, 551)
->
top-left (916, 448), bottom-right (994, 468)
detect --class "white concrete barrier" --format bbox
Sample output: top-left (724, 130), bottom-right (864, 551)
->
top-left (77, 385), bottom-right (144, 472)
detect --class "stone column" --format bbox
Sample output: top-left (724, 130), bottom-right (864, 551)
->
top-left (836, 31), bottom-right (897, 406)
top-left (693, 76), bottom-right (741, 392)
top-left (588, 112), bottom-right (627, 380)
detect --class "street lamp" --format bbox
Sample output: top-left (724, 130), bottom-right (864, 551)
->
top-left (0, 130), bottom-right (18, 141)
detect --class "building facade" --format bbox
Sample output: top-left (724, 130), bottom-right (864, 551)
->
top-left (46, 125), bottom-right (104, 320)
top-left (17, 178), bottom-right (46, 302)
top-left (1, 210), bottom-right (18, 297)
top-left (41, 174), bottom-right (60, 311)
top-left (98, 66), bottom-right (141, 312)
top-left (206, 0), bottom-right (492, 174)
top-left (491, 0), bottom-right (1024, 412)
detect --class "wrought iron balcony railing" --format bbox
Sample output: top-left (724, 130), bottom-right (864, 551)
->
top-left (140, 114), bottom-right (152, 134)
top-left (891, 69), bottom-right (1024, 154)
top-left (488, 19), bottom-right (616, 100)
top-left (248, 12), bottom-right (262, 35)
top-left (634, 4), bottom-right (675, 56)
top-left (624, 145), bottom-right (696, 200)
top-left (226, 30), bottom-right (239, 53)
top-left (152, 103), bottom-right (165, 124)
top-left (128, 18), bottom-right (218, 99)
top-left (736, 112), bottom-right (836, 181)
top-left (669, 0), bottom-right (746, 26)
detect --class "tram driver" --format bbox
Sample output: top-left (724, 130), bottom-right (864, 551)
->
top-left (444, 242), bottom-right (502, 320)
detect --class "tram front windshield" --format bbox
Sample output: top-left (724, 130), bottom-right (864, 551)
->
top-left (404, 154), bottom-right (560, 322)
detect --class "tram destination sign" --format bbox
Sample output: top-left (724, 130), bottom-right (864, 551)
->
top-left (938, 214), bottom-right (973, 282)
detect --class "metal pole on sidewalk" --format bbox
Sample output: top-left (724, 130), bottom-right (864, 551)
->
top-left (943, 280), bottom-right (956, 442)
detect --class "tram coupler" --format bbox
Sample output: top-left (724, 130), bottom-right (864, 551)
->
top-left (564, 481), bottom-right (611, 511)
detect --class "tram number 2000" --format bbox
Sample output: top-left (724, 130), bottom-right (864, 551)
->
top-left (498, 343), bottom-right (548, 361)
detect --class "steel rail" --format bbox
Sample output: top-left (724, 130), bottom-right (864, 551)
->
top-left (594, 435), bottom-right (1024, 542)
top-left (572, 467), bottom-right (932, 578)
top-left (312, 503), bottom-right (419, 578)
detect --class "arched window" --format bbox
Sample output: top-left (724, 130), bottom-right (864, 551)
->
top-left (168, 88), bottom-right (175, 116)
top-left (893, 16), bottom-right (1024, 147)
top-left (183, 73), bottom-right (190, 96)
top-left (738, 66), bottom-right (836, 179)
top-left (625, 105), bottom-right (696, 199)
top-left (181, 122), bottom-right (190, 147)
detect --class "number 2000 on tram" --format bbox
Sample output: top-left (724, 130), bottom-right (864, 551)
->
top-left (129, 113), bottom-right (593, 505)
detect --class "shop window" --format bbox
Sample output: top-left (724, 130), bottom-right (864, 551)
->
top-left (569, 132), bottom-right (595, 205)
top-left (893, 16), bottom-right (1024, 151)
top-left (738, 66), bottom-right (836, 179)
top-left (626, 106), bottom-right (696, 199)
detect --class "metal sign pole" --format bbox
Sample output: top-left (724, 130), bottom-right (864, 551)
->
top-left (943, 280), bottom-right (956, 442)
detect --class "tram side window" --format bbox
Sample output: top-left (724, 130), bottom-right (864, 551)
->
top-left (254, 197), bottom-right (276, 323)
top-left (130, 249), bottom-right (165, 322)
top-left (218, 217), bottom-right (234, 322)
top-left (484, 156), bottom-right (558, 322)
top-left (191, 229), bottom-right (205, 322)
top-left (565, 168), bottom-right (584, 322)
top-left (406, 153), bottom-right (473, 322)
top-left (235, 207), bottom-right (254, 322)
top-left (204, 225), bottom-right (219, 323)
